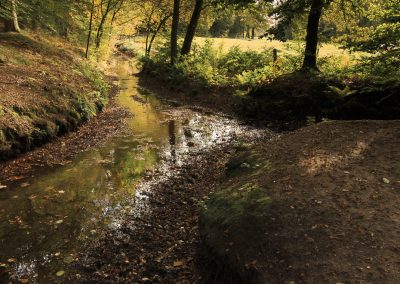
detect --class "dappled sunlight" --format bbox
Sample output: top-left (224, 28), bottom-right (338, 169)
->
top-left (300, 140), bottom-right (370, 174)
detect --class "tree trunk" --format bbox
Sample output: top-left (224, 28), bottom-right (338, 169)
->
top-left (181, 0), bottom-right (203, 56)
top-left (251, 27), bottom-right (255, 39)
top-left (95, 0), bottom-right (112, 49)
top-left (4, 0), bottom-right (20, 32)
top-left (302, 0), bottom-right (324, 71)
top-left (170, 0), bottom-right (180, 65)
top-left (11, 0), bottom-right (20, 32)
top-left (246, 27), bottom-right (250, 39)
top-left (85, 0), bottom-right (95, 59)
top-left (147, 15), bottom-right (170, 56)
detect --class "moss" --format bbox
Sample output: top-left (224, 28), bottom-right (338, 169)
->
top-left (0, 130), bottom-right (9, 152)
top-left (226, 149), bottom-right (272, 178)
top-left (203, 183), bottom-right (273, 231)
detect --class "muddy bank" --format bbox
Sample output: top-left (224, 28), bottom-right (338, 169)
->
top-left (200, 120), bottom-right (400, 283)
top-left (140, 64), bottom-right (400, 131)
top-left (0, 33), bottom-right (111, 160)
top-left (0, 85), bottom-right (131, 182)
top-left (138, 71), bottom-right (242, 120)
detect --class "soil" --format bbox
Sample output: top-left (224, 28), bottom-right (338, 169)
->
top-left (201, 120), bottom-right (400, 283)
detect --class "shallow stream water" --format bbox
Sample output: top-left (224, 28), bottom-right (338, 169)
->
top-left (0, 57), bottom-right (266, 282)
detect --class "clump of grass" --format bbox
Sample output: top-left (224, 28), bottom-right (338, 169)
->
top-left (79, 62), bottom-right (110, 96)
top-left (0, 45), bottom-right (28, 65)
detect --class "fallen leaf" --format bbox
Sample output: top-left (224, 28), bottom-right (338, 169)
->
top-left (20, 278), bottom-right (29, 283)
top-left (9, 176), bottom-right (25, 181)
top-left (383, 178), bottom-right (390, 184)
top-left (0, 184), bottom-right (7, 190)
top-left (7, 258), bottom-right (16, 263)
top-left (173, 260), bottom-right (185, 267)
top-left (63, 256), bottom-right (74, 264)
top-left (56, 270), bottom-right (65, 277)
top-left (20, 183), bottom-right (30, 188)
top-left (55, 220), bottom-right (64, 224)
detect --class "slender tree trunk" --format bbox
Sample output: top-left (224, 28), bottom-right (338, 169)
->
top-left (11, 0), bottom-right (20, 32)
top-left (246, 27), bottom-right (250, 39)
top-left (85, 0), bottom-right (95, 59)
top-left (147, 15), bottom-right (170, 55)
top-left (170, 0), bottom-right (180, 65)
top-left (95, 0), bottom-right (112, 49)
top-left (251, 27), bottom-right (255, 39)
top-left (145, 32), bottom-right (150, 56)
top-left (181, 0), bottom-right (203, 56)
top-left (108, 0), bottom-right (124, 41)
top-left (302, 0), bottom-right (324, 71)
top-left (3, 0), bottom-right (20, 32)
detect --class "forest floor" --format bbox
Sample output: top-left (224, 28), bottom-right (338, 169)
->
top-left (201, 120), bottom-right (400, 283)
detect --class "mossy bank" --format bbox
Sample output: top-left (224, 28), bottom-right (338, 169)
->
top-left (0, 32), bottom-right (110, 160)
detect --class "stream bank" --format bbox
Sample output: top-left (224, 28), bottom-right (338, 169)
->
top-left (201, 120), bottom-right (400, 283)
top-left (0, 33), bottom-right (111, 161)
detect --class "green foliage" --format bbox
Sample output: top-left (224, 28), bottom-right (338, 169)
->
top-left (142, 39), bottom-right (306, 87)
top-left (351, 50), bottom-right (400, 80)
top-left (79, 62), bottom-right (110, 96)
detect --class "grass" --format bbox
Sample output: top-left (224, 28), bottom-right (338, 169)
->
top-left (123, 35), bottom-right (363, 67)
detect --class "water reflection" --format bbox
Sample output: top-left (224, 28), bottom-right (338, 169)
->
top-left (168, 120), bottom-right (177, 163)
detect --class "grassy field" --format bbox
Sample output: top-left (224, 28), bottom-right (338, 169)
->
top-left (123, 36), bottom-right (362, 66)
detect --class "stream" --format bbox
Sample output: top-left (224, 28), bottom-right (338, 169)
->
top-left (0, 57), bottom-right (268, 283)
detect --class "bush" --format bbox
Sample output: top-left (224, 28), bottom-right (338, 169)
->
top-left (140, 39), bottom-right (303, 88)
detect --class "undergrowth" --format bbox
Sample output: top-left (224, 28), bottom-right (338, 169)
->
top-left (139, 38), bottom-right (400, 90)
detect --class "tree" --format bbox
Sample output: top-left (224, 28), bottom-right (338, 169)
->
top-left (181, 0), bottom-right (204, 56)
top-left (85, 0), bottom-right (95, 58)
top-left (10, 0), bottom-right (21, 32)
top-left (1, 0), bottom-right (21, 32)
top-left (302, 0), bottom-right (324, 70)
top-left (170, 0), bottom-right (180, 64)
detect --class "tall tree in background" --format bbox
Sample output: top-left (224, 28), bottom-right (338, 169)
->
top-left (170, 0), bottom-right (180, 64)
top-left (302, 0), bottom-right (324, 70)
top-left (85, 0), bottom-right (95, 58)
top-left (138, 0), bottom-right (173, 56)
top-left (181, 0), bottom-right (204, 56)
top-left (271, 0), bottom-right (334, 71)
